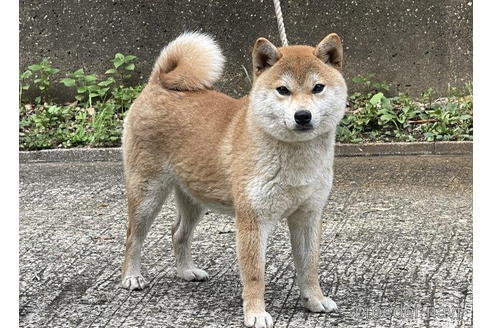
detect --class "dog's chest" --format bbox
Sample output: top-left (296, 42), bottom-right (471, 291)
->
top-left (246, 143), bottom-right (333, 219)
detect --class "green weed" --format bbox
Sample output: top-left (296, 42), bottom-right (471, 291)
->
top-left (19, 66), bottom-right (473, 150)
top-left (336, 74), bottom-right (473, 143)
top-left (19, 54), bottom-right (141, 150)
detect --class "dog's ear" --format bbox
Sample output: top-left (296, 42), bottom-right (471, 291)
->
top-left (314, 33), bottom-right (343, 70)
top-left (252, 38), bottom-right (281, 77)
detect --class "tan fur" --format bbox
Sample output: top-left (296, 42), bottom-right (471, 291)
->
top-left (149, 32), bottom-right (225, 90)
top-left (121, 32), bottom-right (346, 327)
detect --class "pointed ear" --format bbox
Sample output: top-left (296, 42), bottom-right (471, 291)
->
top-left (252, 37), bottom-right (281, 76)
top-left (314, 33), bottom-right (343, 70)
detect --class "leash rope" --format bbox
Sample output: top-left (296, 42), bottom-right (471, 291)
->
top-left (272, 0), bottom-right (288, 47)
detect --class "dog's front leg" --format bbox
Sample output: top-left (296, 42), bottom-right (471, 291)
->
top-left (236, 209), bottom-right (274, 328)
top-left (287, 205), bottom-right (338, 313)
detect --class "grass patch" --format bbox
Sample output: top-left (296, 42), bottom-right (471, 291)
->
top-left (338, 74), bottom-right (472, 142)
top-left (19, 58), bottom-right (472, 150)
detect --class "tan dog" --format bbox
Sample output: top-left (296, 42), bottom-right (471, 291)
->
top-left (121, 32), bottom-right (347, 328)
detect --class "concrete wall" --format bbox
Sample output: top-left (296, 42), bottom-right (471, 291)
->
top-left (20, 0), bottom-right (472, 98)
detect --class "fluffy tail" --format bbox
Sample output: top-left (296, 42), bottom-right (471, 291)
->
top-left (149, 32), bottom-right (225, 91)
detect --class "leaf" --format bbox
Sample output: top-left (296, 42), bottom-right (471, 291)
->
top-left (381, 97), bottom-right (392, 109)
top-left (397, 116), bottom-right (407, 124)
top-left (125, 63), bottom-right (135, 71)
top-left (98, 87), bottom-right (110, 95)
top-left (60, 78), bottom-right (76, 87)
top-left (380, 114), bottom-right (394, 122)
top-left (113, 53), bottom-right (125, 68)
top-left (21, 70), bottom-right (32, 79)
top-left (28, 64), bottom-right (42, 71)
top-left (47, 106), bottom-right (59, 114)
top-left (105, 68), bottom-right (117, 74)
top-left (124, 55), bottom-right (137, 62)
top-left (98, 78), bottom-right (115, 87)
top-left (73, 68), bottom-right (85, 75)
top-left (84, 74), bottom-right (98, 82)
top-left (369, 92), bottom-right (384, 105)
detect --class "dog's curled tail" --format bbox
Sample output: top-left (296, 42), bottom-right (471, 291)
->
top-left (149, 32), bottom-right (225, 91)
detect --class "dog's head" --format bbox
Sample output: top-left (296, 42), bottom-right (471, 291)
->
top-left (249, 33), bottom-right (347, 142)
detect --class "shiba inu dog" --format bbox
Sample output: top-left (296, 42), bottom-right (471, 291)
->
top-left (121, 31), bottom-right (347, 327)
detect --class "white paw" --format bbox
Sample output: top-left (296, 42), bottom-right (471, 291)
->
top-left (303, 295), bottom-right (338, 313)
top-left (177, 267), bottom-right (209, 281)
top-left (244, 311), bottom-right (273, 328)
top-left (121, 275), bottom-right (147, 291)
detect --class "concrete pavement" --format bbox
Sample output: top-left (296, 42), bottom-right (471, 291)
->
top-left (19, 155), bottom-right (472, 327)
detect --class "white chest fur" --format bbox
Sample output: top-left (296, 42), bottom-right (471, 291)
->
top-left (246, 134), bottom-right (335, 221)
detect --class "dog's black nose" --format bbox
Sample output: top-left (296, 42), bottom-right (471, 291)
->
top-left (294, 110), bottom-right (312, 125)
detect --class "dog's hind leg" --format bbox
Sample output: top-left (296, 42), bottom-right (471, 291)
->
top-left (122, 173), bottom-right (171, 290)
top-left (172, 187), bottom-right (209, 281)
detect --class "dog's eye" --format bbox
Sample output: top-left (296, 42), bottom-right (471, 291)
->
top-left (276, 86), bottom-right (291, 96)
top-left (312, 84), bottom-right (325, 94)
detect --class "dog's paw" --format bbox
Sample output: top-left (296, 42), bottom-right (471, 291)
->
top-left (177, 267), bottom-right (209, 281)
top-left (303, 295), bottom-right (338, 313)
top-left (121, 275), bottom-right (147, 291)
top-left (244, 311), bottom-right (273, 328)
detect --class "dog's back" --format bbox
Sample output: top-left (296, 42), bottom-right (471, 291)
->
top-left (122, 33), bottom-right (246, 208)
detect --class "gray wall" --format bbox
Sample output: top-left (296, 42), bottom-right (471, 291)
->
top-left (20, 0), bottom-right (472, 98)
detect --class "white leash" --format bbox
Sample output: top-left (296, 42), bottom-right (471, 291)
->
top-left (272, 0), bottom-right (288, 47)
